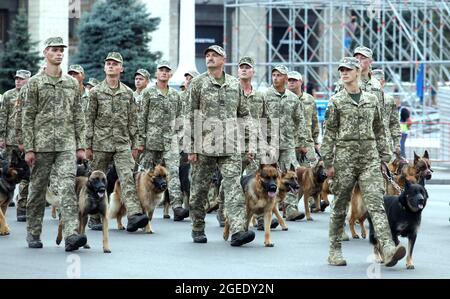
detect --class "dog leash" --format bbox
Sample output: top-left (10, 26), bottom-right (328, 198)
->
top-left (381, 162), bottom-right (403, 193)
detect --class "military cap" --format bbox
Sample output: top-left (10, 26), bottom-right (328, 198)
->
top-left (86, 78), bottom-right (100, 87)
top-left (371, 69), bottom-right (385, 80)
top-left (104, 52), bottom-right (123, 64)
top-left (135, 69), bottom-right (150, 80)
top-left (184, 70), bottom-right (200, 78)
top-left (353, 46), bottom-right (373, 59)
top-left (338, 57), bottom-right (361, 71)
top-left (44, 37), bottom-right (67, 48)
top-left (15, 70), bottom-right (31, 79)
top-left (68, 64), bottom-right (85, 74)
top-left (204, 45), bottom-right (226, 58)
top-left (287, 71), bottom-right (303, 81)
top-left (238, 56), bottom-right (255, 68)
top-left (271, 65), bottom-right (289, 75)
top-left (157, 61), bottom-right (172, 70)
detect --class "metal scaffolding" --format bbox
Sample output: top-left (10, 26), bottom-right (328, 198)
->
top-left (224, 0), bottom-right (450, 115)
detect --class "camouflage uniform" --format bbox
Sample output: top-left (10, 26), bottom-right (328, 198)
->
top-left (22, 71), bottom-right (86, 240)
top-left (296, 92), bottom-right (319, 166)
top-left (139, 84), bottom-right (183, 209)
top-left (87, 79), bottom-right (142, 217)
top-left (186, 68), bottom-right (253, 236)
top-left (321, 57), bottom-right (399, 265)
top-left (263, 83), bottom-right (307, 218)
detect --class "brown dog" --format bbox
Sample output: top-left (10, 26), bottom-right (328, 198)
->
top-left (0, 159), bottom-right (22, 236)
top-left (296, 160), bottom-right (328, 221)
top-left (347, 183), bottom-right (368, 239)
top-left (55, 170), bottom-right (110, 253)
top-left (109, 165), bottom-right (168, 234)
top-left (275, 169), bottom-right (300, 229)
top-left (223, 164), bottom-right (280, 247)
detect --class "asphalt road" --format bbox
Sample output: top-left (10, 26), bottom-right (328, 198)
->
top-left (1, 185), bottom-right (449, 279)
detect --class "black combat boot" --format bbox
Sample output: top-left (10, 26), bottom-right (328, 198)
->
top-left (126, 213), bottom-right (149, 232)
top-left (27, 234), bottom-right (43, 249)
top-left (230, 230), bottom-right (255, 246)
top-left (192, 231), bottom-right (207, 243)
top-left (173, 207), bottom-right (189, 221)
top-left (256, 218), bottom-right (279, 230)
top-left (87, 216), bottom-right (103, 231)
top-left (65, 234), bottom-right (87, 252)
top-left (17, 208), bottom-right (26, 222)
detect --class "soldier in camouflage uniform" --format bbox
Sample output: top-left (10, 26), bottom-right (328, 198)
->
top-left (263, 65), bottom-right (308, 221)
top-left (322, 57), bottom-right (406, 267)
top-left (86, 52), bottom-right (149, 233)
top-left (86, 78), bottom-right (100, 93)
top-left (134, 68), bottom-right (150, 109)
top-left (371, 69), bottom-right (401, 154)
top-left (68, 64), bottom-right (89, 113)
top-left (185, 45), bottom-right (255, 246)
top-left (139, 61), bottom-right (188, 221)
top-left (22, 37), bottom-right (87, 251)
top-left (0, 70), bottom-right (31, 221)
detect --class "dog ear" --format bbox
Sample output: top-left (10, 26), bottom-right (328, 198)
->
top-left (414, 152), bottom-right (420, 164)
top-left (423, 150), bottom-right (429, 160)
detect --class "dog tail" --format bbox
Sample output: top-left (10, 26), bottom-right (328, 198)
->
top-left (108, 192), bottom-right (121, 219)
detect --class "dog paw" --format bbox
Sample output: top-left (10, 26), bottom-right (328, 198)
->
top-left (307, 217), bottom-right (314, 221)
top-left (83, 244), bottom-right (91, 249)
top-left (282, 227), bottom-right (288, 231)
top-left (361, 234), bottom-right (367, 239)
top-left (56, 238), bottom-right (62, 245)
top-left (264, 242), bottom-right (274, 247)
top-left (406, 264), bottom-right (415, 270)
top-left (145, 230), bottom-right (153, 234)
top-left (352, 235), bottom-right (360, 239)
top-left (0, 226), bottom-right (10, 236)
top-left (163, 215), bottom-right (171, 219)
top-left (104, 249), bottom-right (112, 254)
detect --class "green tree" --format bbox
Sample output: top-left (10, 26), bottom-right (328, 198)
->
top-left (0, 11), bottom-right (41, 93)
top-left (72, 0), bottom-right (161, 87)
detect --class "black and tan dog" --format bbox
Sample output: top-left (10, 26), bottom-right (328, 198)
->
top-left (347, 183), bottom-right (368, 239)
top-left (0, 153), bottom-right (30, 236)
top-left (274, 169), bottom-right (300, 230)
top-left (109, 164), bottom-right (168, 234)
top-left (296, 160), bottom-right (328, 221)
top-left (223, 164), bottom-right (280, 247)
top-left (55, 170), bottom-right (110, 253)
top-left (368, 181), bottom-right (428, 269)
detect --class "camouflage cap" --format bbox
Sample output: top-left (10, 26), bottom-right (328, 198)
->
top-left (68, 64), bottom-right (85, 74)
top-left (15, 69), bottom-right (31, 79)
top-left (271, 65), bottom-right (289, 75)
top-left (371, 69), bottom-right (385, 80)
top-left (157, 61), bottom-right (172, 70)
top-left (287, 71), bottom-right (303, 81)
top-left (44, 36), bottom-right (67, 48)
top-left (184, 70), bottom-right (200, 78)
top-left (86, 78), bottom-right (100, 87)
top-left (204, 45), bottom-right (226, 58)
top-left (338, 57), bottom-right (361, 71)
top-left (135, 68), bottom-right (150, 80)
top-left (238, 56), bottom-right (255, 68)
top-left (104, 52), bottom-right (123, 64)
top-left (353, 46), bottom-right (373, 59)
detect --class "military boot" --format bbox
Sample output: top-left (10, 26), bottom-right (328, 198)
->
top-left (8, 200), bottom-right (15, 207)
top-left (126, 213), bottom-right (149, 232)
top-left (286, 210), bottom-right (305, 221)
top-left (216, 204), bottom-right (225, 227)
top-left (257, 218), bottom-right (279, 231)
top-left (383, 244), bottom-right (406, 267)
top-left (328, 247), bottom-right (347, 266)
top-left (16, 208), bottom-right (26, 222)
top-left (192, 231), bottom-right (207, 243)
top-left (173, 207), bottom-right (189, 222)
top-left (340, 230), bottom-right (350, 241)
top-left (65, 234), bottom-right (87, 252)
top-left (27, 234), bottom-right (43, 249)
top-left (87, 215), bottom-right (103, 231)
top-left (230, 230), bottom-right (255, 247)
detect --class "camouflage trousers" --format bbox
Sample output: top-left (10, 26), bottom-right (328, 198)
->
top-left (329, 157), bottom-right (394, 252)
top-left (27, 151), bottom-right (78, 238)
top-left (140, 149), bottom-right (183, 209)
top-left (4, 146), bottom-right (28, 211)
top-left (91, 150), bottom-right (142, 216)
top-left (190, 154), bottom-right (246, 235)
top-left (278, 149), bottom-right (301, 216)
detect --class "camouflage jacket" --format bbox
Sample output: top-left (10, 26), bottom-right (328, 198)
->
top-left (133, 90), bottom-right (145, 111)
top-left (81, 89), bottom-right (89, 113)
top-left (0, 88), bottom-right (20, 145)
top-left (22, 73), bottom-right (86, 153)
top-left (321, 89), bottom-right (390, 169)
top-left (262, 86), bottom-right (307, 150)
top-left (14, 85), bottom-right (28, 145)
top-left (383, 93), bottom-right (401, 149)
top-left (185, 71), bottom-right (253, 156)
top-left (243, 87), bottom-right (265, 152)
top-left (139, 85), bottom-right (182, 151)
top-left (298, 92), bottom-right (320, 146)
top-left (86, 80), bottom-right (138, 152)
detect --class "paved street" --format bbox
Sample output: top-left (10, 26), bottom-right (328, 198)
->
top-left (1, 185), bottom-right (449, 279)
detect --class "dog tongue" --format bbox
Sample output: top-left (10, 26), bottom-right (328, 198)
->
top-left (97, 192), bottom-right (105, 198)
top-left (268, 191), bottom-right (276, 198)
top-left (418, 204), bottom-right (424, 209)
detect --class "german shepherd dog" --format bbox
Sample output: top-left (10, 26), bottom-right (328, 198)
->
top-left (223, 164), bottom-right (280, 247)
top-left (296, 160), bottom-right (328, 221)
top-left (205, 168), bottom-right (222, 213)
top-left (368, 181), bottom-right (428, 269)
top-left (347, 183), bottom-right (368, 239)
top-left (109, 164), bottom-right (168, 234)
top-left (55, 171), bottom-right (110, 253)
top-left (0, 153), bottom-right (29, 236)
top-left (276, 169), bottom-right (300, 229)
